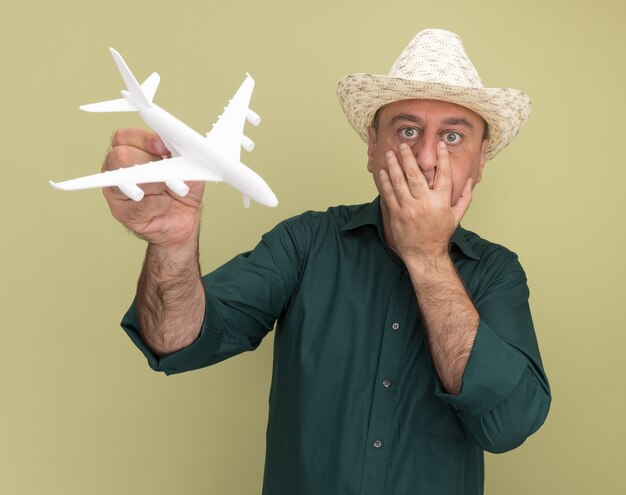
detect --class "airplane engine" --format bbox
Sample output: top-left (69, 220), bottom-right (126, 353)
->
top-left (246, 109), bottom-right (261, 126)
top-left (119, 183), bottom-right (144, 202)
top-left (241, 135), bottom-right (255, 152)
top-left (166, 180), bottom-right (190, 197)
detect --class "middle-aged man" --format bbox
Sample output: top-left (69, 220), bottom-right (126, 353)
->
top-left (105, 29), bottom-right (550, 494)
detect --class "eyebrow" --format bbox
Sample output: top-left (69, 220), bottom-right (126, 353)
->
top-left (390, 114), bottom-right (424, 126)
top-left (442, 117), bottom-right (475, 129)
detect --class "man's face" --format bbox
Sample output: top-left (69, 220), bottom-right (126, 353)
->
top-left (367, 99), bottom-right (488, 207)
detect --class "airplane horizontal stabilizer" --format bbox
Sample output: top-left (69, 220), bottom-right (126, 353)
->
top-left (140, 73), bottom-right (160, 102)
top-left (80, 98), bottom-right (137, 113)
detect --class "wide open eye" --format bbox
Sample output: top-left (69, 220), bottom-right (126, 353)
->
top-left (443, 131), bottom-right (462, 144)
top-left (400, 128), bottom-right (418, 139)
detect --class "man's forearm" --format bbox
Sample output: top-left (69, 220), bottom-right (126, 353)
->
top-left (135, 239), bottom-right (205, 356)
top-left (406, 254), bottom-right (479, 395)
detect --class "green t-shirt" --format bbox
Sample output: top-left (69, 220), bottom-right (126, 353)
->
top-left (122, 197), bottom-right (550, 495)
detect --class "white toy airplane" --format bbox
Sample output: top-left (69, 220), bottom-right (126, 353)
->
top-left (50, 48), bottom-right (278, 208)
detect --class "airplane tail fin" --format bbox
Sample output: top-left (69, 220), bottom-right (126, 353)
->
top-left (80, 48), bottom-right (160, 113)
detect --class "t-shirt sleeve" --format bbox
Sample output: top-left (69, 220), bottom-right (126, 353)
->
top-left (435, 253), bottom-right (551, 453)
top-left (120, 218), bottom-right (305, 375)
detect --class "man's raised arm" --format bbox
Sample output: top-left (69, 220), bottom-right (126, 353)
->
top-left (103, 128), bottom-right (206, 356)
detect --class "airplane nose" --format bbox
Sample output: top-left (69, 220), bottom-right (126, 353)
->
top-left (263, 189), bottom-right (279, 208)
top-left (257, 181), bottom-right (278, 207)
top-left (233, 163), bottom-right (278, 207)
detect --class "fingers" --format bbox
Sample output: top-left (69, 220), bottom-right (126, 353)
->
top-left (103, 181), bottom-right (168, 203)
top-left (382, 144), bottom-right (429, 207)
top-left (102, 128), bottom-right (171, 201)
top-left (111, 127), bottom-right (169, 157)
top-left (434, 141), bottom-right (452, 193)
top-left (103, 143), bottom-right (161, 173)
top-left (434, 142), bottom-right (473, 224)
top-left (398, 143), bottom-right (429, 198)
top-left (384, 149), bottom-right (410, 204)
top-left (103, 129), bottom-right (167, 171)
top-left (379, 168), bottom-right (399, 211)
top-left (382, 142), bottom-right (456, 205)
top-left (102, 143), bottom-right (165, 200)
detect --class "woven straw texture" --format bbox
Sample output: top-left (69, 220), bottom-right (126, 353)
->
top-left (336, 29), bottom-right (531, 160)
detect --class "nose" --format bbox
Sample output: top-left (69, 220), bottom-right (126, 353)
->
top-left (411, 136), bottom-right (438, 187)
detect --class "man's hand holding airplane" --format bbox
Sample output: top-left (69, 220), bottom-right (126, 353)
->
top-left (103, 127), bottom-right (205, 252)
top-left (51, 48), bottom-right (279, 355)
top-left (104, 127), bottom-right (206, 356)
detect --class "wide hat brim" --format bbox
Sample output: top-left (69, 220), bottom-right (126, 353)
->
top-left (336, 73), bottom-right (531, 161)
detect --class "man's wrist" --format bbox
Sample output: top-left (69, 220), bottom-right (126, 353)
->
top-left (403, 251), bottom-right (455, 279)
top-left (146, 236), bottom-right (200, 276)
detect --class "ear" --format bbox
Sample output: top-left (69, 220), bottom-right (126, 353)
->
top-left (367, 127), bottom-right (377, 173)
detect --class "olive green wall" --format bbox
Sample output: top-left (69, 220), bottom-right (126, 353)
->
top-left (2, 0), bottom-right (623, 493)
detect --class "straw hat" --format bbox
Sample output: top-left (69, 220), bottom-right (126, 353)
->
top-left (336, 29), bottom-right (531, 160)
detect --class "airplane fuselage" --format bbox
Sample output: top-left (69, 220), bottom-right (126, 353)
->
top-left (136, 100), bottom-right (277, 207)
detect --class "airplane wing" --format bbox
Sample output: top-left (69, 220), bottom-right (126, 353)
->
top-left (50, 156), bottom-right (223, 191)
top-left (204, 74), bottom-right (257, 162)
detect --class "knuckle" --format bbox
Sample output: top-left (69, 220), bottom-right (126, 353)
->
top-left (102, 185), bottom-right (120, 203)
top-left (104, 146), bottom-right (135, 170)
top-left (145, 133), bottom-right (163, 153)
top-left (391, 177), bottom-right (404, 187)
top-left (384, 191), bottom-right (397, 204)
top-left (111, 128), bottom-right (130, 146)
top-left (111, 127), bottom-right (140, 146)
top-left (405, 171), bottom-right (419, 183)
